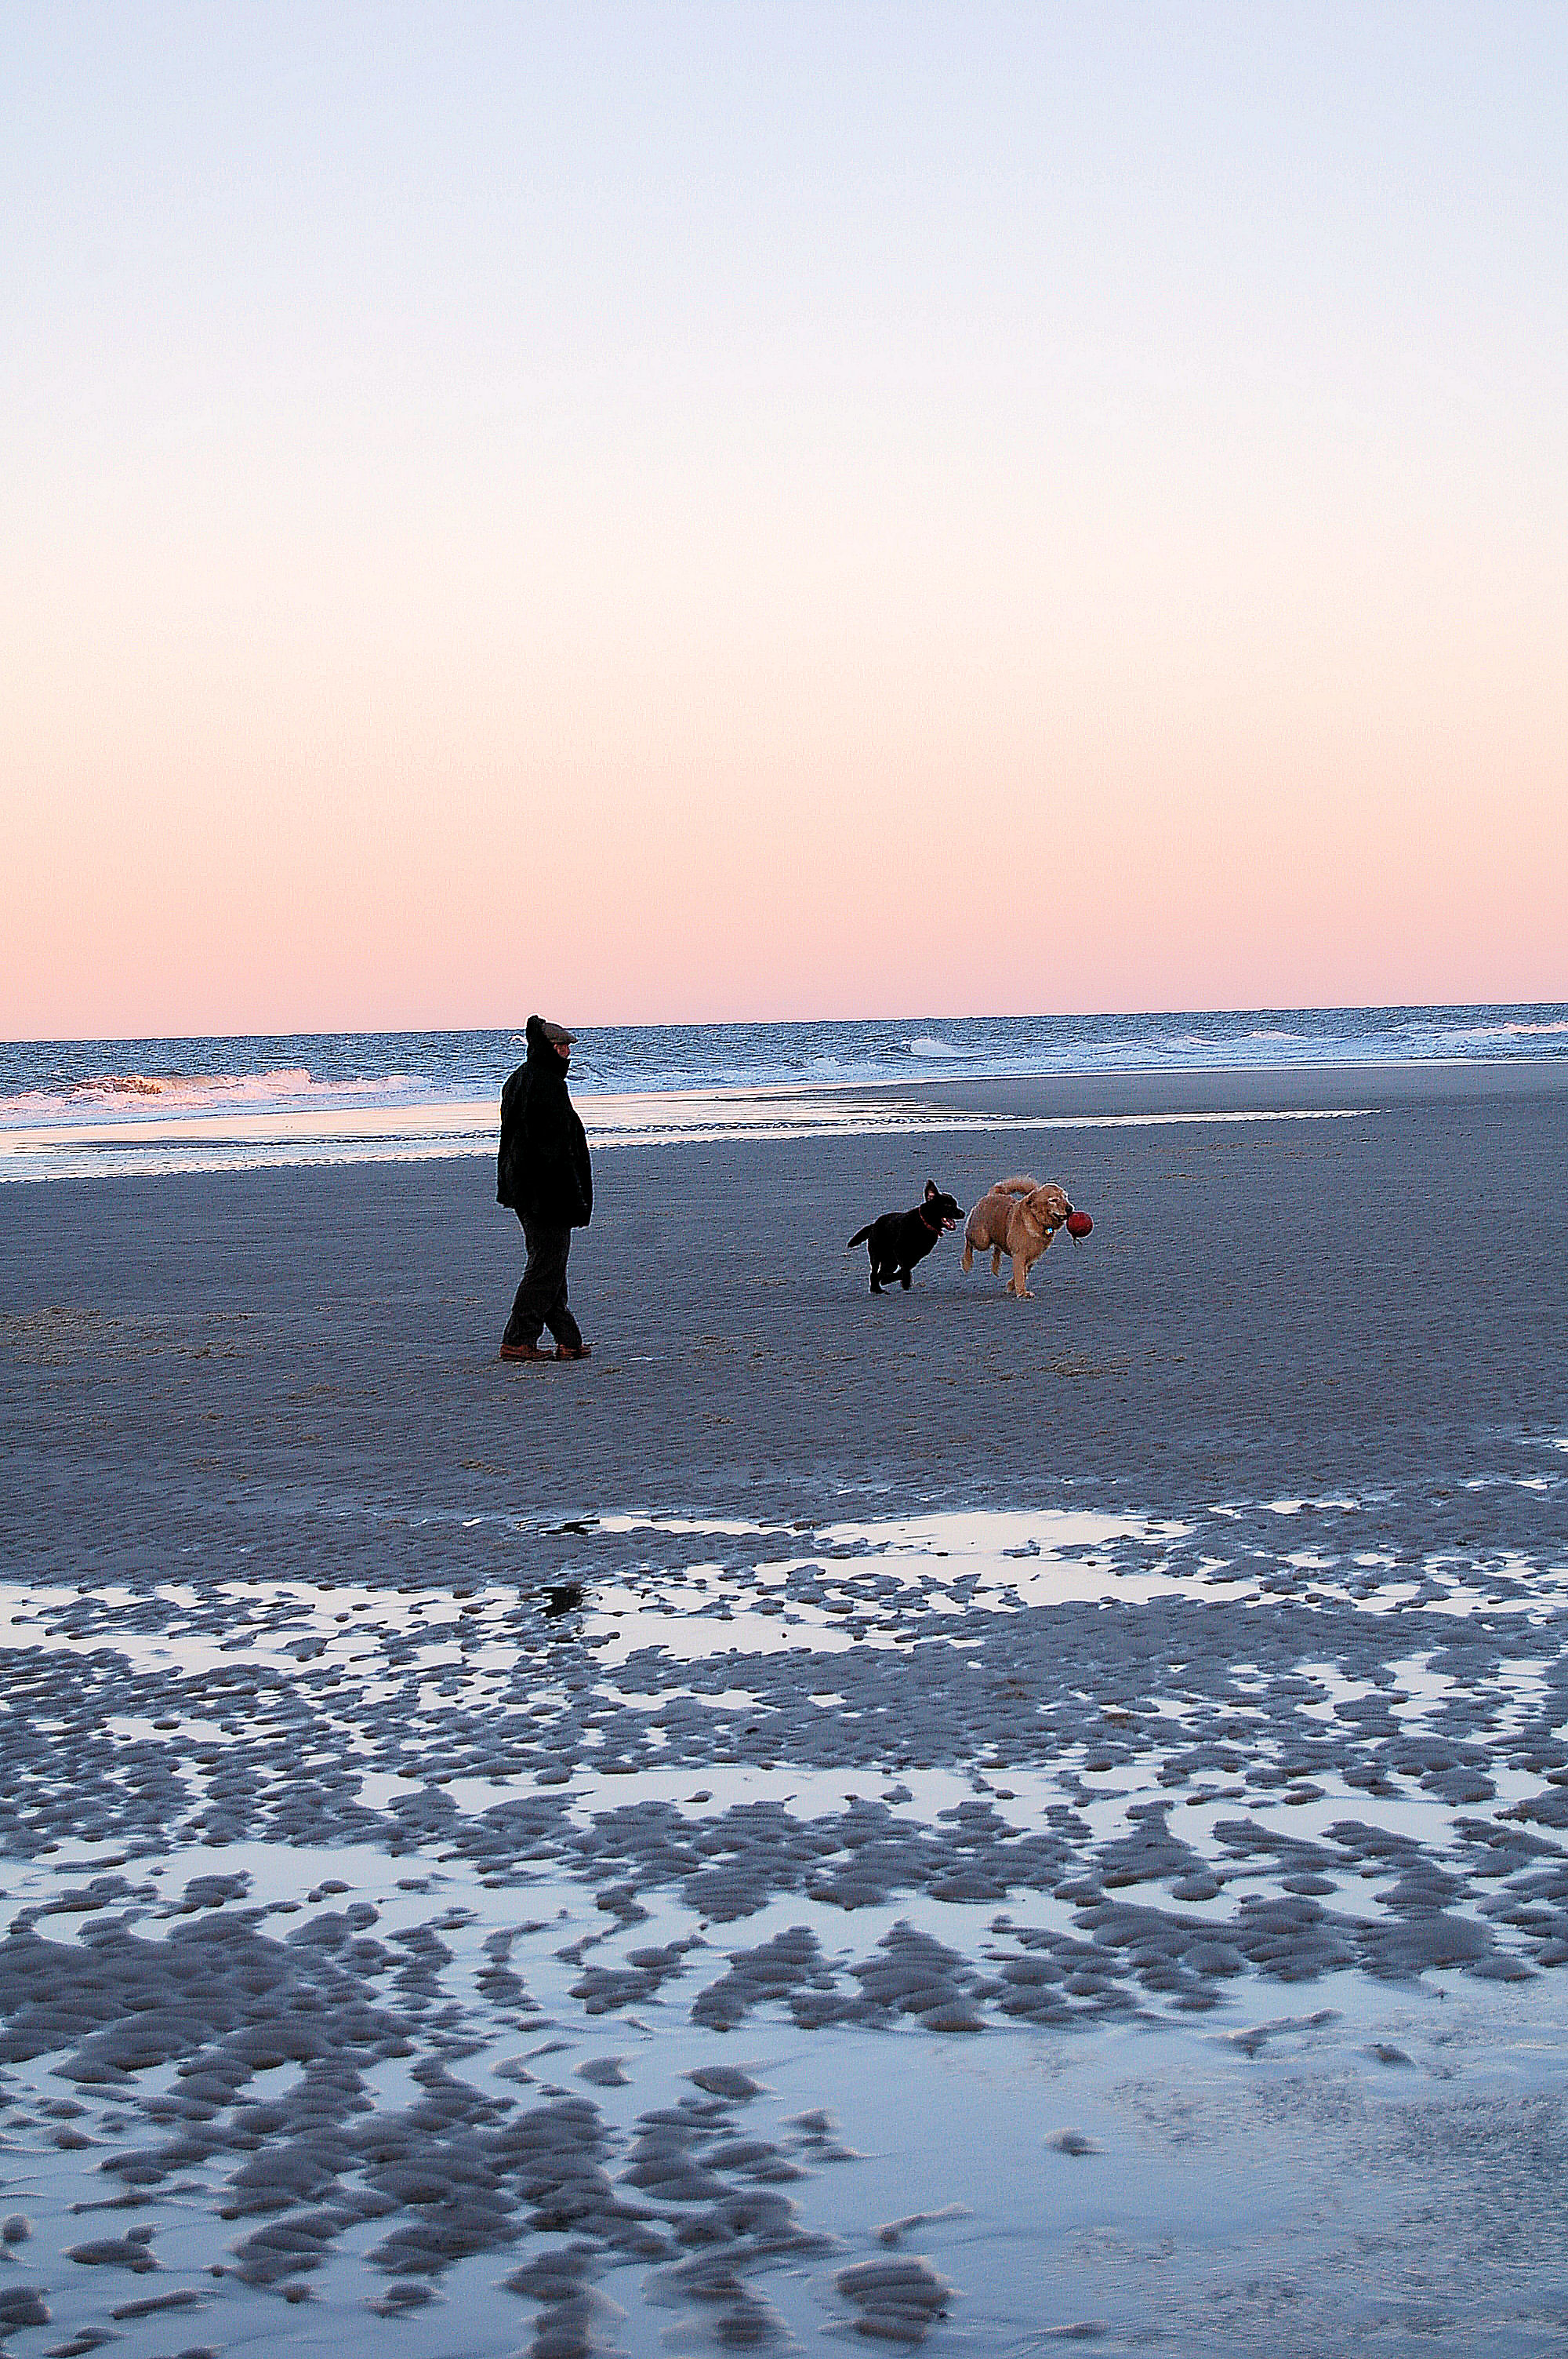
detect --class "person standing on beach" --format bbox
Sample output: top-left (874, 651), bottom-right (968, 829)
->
top-left (496, 1016), bottom-right (593, 1363)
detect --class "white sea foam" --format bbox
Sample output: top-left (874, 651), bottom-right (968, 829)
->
top-left (0, 1091), bottom-right (1366, 1182)
top-left (1442, 1020), bottom-right (1568, 1046)
top-left (0, 1067), bottom-right (429, 1123)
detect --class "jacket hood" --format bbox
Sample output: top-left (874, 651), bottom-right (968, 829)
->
top-left (524, 1015), bottom-right (554, 1063)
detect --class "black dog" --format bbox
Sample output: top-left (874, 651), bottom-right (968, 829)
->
top-left (847, 1180), bottom-right (964, 1293)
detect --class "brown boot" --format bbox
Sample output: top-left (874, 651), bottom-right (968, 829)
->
top-left (499, 1341), bottom-right (554, 1362)
top-left (555, 1343), bottom-right (592, 1361)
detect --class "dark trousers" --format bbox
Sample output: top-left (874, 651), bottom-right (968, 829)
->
top-left (503, 1218), bottom-right (582, 1350)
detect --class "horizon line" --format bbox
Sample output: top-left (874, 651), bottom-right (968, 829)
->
top-left (5, 994), bottom-right (1567, 1052)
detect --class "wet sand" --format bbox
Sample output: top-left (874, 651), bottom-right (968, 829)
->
top-left (3, 1063), bottom-right (1564, 1570)
top-left (2, 1066), bottom-right (1567, 2354)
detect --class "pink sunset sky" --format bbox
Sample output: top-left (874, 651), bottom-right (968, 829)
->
top-left (3, 5), bottom-right (1565, 1039)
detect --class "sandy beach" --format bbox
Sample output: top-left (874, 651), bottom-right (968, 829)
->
top-left (6, 1061), bottom-right (1563, 1551)
top-left (3, 1066), bottom-right (1567, 2354)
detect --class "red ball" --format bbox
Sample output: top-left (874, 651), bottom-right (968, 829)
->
top-left (1065, 1209), bottom-right (1093, 1238)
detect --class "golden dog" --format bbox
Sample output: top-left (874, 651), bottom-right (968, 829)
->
top-left (962, 1175), bottom-right (1073, 1298)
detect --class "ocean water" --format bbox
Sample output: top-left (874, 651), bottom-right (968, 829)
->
top-left (1, 1003), bottom-right (1564, 1180)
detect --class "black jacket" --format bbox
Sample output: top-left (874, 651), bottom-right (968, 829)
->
top-left (496, 1017), bottom-right (593, 1229)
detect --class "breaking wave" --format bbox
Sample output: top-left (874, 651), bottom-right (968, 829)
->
top-left (0, 1068), bottom-right (429, 1122)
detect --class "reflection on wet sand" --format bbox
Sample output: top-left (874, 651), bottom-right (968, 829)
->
top-left (2, 1488), bottom-right (1567, 2351)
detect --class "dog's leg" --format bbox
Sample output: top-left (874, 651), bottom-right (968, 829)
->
top-left (899, 1267), bottom-right (912, 1289)
top-left (961, 1242), bottom-right (974, 1273)
top-left (990, 1246), bottom-right (1002, 1278)
top-left (1011, 1252), bottom-right (1034, 1299)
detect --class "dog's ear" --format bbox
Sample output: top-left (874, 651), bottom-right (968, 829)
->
top-left (924, 1180), bottom-right (939, 1200)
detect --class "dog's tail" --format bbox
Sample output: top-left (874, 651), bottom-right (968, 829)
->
top-left (846, 1225), bottom-right (873, 1250)
top-left (993, 1174), bottom-right (1039, 1195)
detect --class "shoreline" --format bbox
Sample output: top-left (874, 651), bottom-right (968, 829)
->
top-left (4, 1054), bottom-right (1565, 1184)
top-left (884, 1053), bottom-right (1568, 1117)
